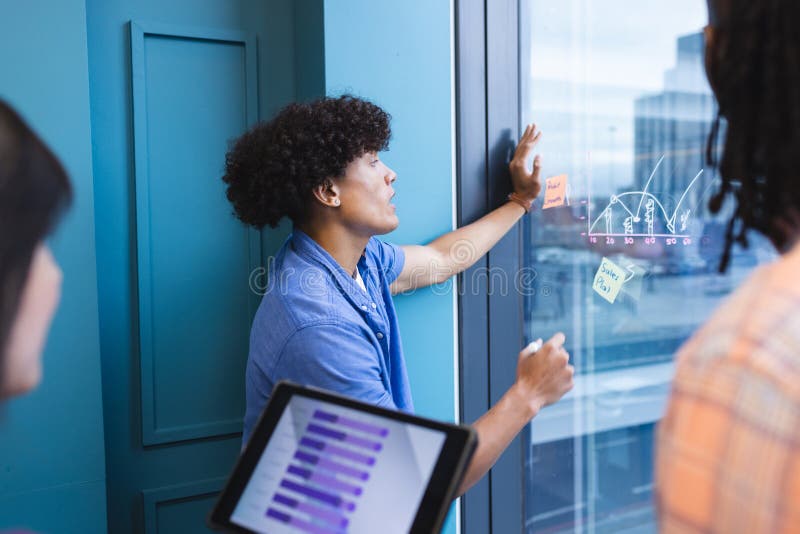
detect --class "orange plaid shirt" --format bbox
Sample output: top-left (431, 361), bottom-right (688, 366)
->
top-left (657, 243), bottom-right (800, 533)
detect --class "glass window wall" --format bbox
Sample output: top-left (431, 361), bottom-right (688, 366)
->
top-left (520, 2), bottom-right (776, 532)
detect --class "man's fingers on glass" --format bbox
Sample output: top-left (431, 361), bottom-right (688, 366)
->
top-left (544, 332), bottom-right (566, 351)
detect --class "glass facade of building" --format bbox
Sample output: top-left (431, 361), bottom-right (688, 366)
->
top-left (519, 2), bottom-right (776, 532)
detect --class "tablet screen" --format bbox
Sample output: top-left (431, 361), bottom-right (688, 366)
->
top-left (230, 394), bottom-right (447, 534)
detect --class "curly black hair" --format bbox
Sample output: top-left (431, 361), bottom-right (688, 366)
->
top-left (222, 95), bottom-right (392, 229)
top-left (705, 0), bottom-right (800, 270)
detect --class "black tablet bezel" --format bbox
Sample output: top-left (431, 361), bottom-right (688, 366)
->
top-left (208, 381), bottom-right (477, 534)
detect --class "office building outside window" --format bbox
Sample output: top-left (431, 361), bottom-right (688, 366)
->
top-left (519, 2), bottom-right (775, 532)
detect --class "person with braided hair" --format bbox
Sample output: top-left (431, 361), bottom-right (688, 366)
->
top-left (656, 0), bottom-right (800, 531)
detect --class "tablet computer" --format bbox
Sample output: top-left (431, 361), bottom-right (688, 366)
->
top-left (209, 381), bottom-right (477, 534)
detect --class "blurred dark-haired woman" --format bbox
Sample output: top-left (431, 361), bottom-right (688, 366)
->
top-left (0, 100), bottom-right (71, 400)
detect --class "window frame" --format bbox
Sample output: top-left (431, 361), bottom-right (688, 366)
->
top-left (455, 0), bottom-right (527, 532)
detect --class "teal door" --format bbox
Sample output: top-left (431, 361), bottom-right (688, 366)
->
top-left (87, 1), bottom-right (292, 531)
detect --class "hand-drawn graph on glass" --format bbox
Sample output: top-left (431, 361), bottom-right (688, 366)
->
top-left (584, 155), bottom-right (714, 247)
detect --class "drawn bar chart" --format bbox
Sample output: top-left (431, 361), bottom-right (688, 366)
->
top-left (266, 408), bottom-right (390, 533)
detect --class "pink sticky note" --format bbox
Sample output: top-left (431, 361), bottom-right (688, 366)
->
top-left (542, 174), bottom-right (568, 209)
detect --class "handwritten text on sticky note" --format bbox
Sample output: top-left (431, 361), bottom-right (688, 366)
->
top-left (542, 174), bottom-right (568, 209)
top-left (592, 257), bottom-right (627, 304)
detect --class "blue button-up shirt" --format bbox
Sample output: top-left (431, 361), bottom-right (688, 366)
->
top-left (242, 229), bottom-right (413, 444)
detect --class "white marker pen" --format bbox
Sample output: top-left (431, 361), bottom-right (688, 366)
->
top-left (527, 338), bottom-right (543, 353)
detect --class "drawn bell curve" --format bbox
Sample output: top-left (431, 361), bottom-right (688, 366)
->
top-left (588, 154), bottom-right (707, 238)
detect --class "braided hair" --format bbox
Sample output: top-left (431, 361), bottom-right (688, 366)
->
top-left (705, 0), bottom-right (800, 271)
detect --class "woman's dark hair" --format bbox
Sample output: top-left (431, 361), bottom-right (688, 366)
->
top-left (222, 95), bottom-right (391, 228)
top-left (0, 101), bottom-right (72, 383)
top-left (705, 0), bottom-right (800, 270)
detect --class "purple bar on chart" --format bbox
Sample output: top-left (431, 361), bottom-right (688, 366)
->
top-left (343, 433), bottom-right (382, 451)
top-left (287, 464), bottom-right (312, 479)
top-left (312, 410), bottom-right (338, 423)
top-left (322, 442), bottom-right (376, 466)
top-left (280, 479), bottom-right (346, 509)
top-left (312, 410), bottom-right (390, 437)
top-left (338, 415), bottom-right (389, 438)
top-left (267, 508), bottom-right (291, 523)
top-left (300, 437), bottom-right (325, 451)
top-left (309, 471), bottom-right (363, 496)
top-left (273, 493), bottom-right (298, 508)
top-left (297, 501), bottom-right (349, 528)
top-left (273, 493), bottom-right (350, 529)
top-left (307, 423), bottom-right (382, 451)
top-left (302, 438), bottom-right (375, 468)
top-left (294, 450), bottom-right (319, 465)
top-left (306, 423), bottom-right (345, 441)
top-left (317, 457), bottom-right (370, 481)
top-left (266, 508), bottom-right (338, 534)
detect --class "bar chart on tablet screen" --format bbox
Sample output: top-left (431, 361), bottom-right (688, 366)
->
top-left (231, 397), bottom-right (445, 534)
top-left (264, 410), bottom-right (388, 533)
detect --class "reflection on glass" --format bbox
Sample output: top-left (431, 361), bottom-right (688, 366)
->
top-left (520, 2), bottom-right (775, 532)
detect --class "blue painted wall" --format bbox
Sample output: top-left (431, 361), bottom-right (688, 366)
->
top-left (87, 1), bottom-right (299, 531)
top-left (0, 1), bottom-right (458, 531)
top-left (270, 0), bottom-right (459, 427)
top-left (322, 0), bottom-right (457, 429)
top-left (0, 1), bottom-right (108, 532)
top-left (321, 1), bottom-right (458, 531)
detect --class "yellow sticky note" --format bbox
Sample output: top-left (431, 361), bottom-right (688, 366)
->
top-left (542, 174), bottom-right (568, 209)
top-left (593, 257), bottom-right (627, 304)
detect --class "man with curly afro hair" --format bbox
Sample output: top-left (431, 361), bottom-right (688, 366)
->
top-left (224, 95), bottom-right (573, 495)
